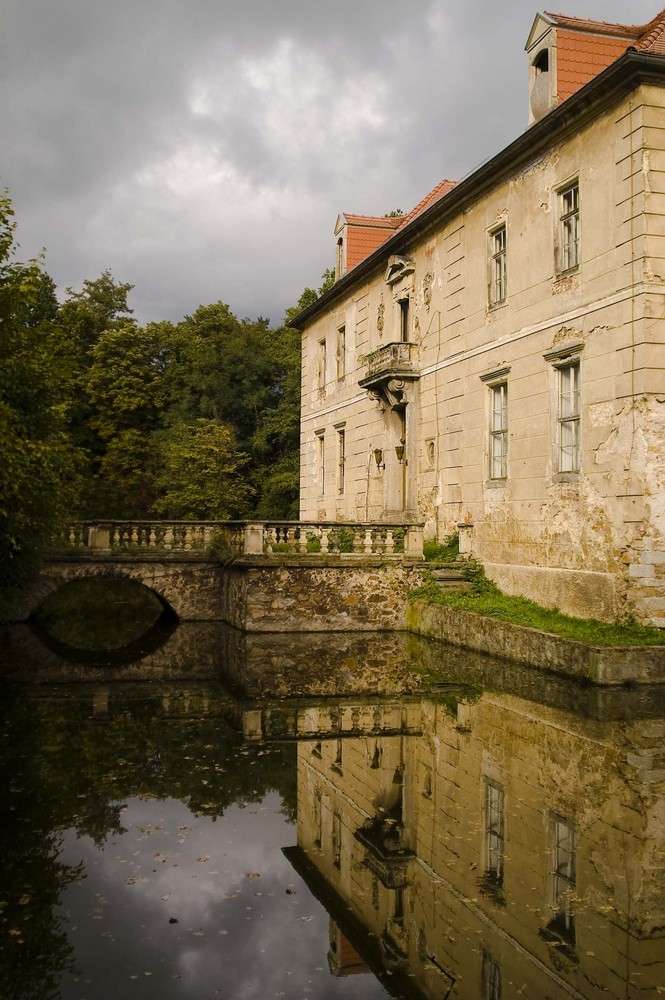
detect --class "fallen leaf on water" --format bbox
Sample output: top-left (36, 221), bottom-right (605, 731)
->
top-left (196, 856), bottom-right (210, 863)
top-left (244, 872), bottom-right (261, 878)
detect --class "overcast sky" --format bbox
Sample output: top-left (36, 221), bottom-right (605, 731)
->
top-left (1, 0), bottom-right (658, 326)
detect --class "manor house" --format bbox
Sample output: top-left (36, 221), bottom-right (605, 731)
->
top-left (292, 9), bottom-right (665, 626)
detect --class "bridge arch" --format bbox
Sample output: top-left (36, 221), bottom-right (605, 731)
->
top-left (11, 558), bottom-right (221, 623)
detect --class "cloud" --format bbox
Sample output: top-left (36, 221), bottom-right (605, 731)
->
top-left (1, 0), bottom-right (659, 324)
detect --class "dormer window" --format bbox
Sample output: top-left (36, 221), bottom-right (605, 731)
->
top-left (534, 49), bottom-right (549, 74)
top-left (335, 237), bottom-right (344, 280)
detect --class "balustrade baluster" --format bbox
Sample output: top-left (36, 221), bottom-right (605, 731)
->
top-left (320, 527), bottom-right (330, 554)
top-left (184, 526), bottom-right (193, 550)
top-left (163, 525), bottom-right (174, 550)
top-left (286, 526), bottom-right (297, 552)
top-left (385, 528), bottom-right (395, 554)
top-left (364, 528), bottom-right (373, 553)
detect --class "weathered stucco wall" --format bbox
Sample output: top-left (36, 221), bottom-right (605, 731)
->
top-left (299, 84), bottom-right (665, 626)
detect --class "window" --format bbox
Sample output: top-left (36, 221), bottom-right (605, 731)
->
top-left (490, 384), bottom-right (508, 480)
top-left (485, 781), bottom-right (504, 885)
top-left (482, 952), bottom-right (502, 1000)
top-left (560, 183), bottom-right (580, 272)
top-left (317, 338), bottom-right (327, 390)
top-left (558, 362), bottom-right (580, 472)
top-left (336, 325), bottom-right (346, 380)
top-left (335, 237), bottom-right (344, 279)
top-left (332, 813), bottom-right (341, 870)
top-left (337, 428), bottom-right (346, 495)
top-left (399, 296), bottom-right (410, 342)
top-left (550, 815), bottom-right (576, 942)
top-left (489, 225), bottom-right (507, 305)
top-left (316, 432), bottom-right (325, 495)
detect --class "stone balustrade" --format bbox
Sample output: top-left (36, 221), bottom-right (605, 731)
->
top-left (55, 520), bottom-right (425, 560)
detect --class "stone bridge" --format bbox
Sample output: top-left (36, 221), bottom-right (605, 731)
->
top-left (12, 519), bottom-right (426, 632)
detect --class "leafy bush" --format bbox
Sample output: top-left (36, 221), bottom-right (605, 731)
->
top-left (423, 532), bottom-right (459, 562)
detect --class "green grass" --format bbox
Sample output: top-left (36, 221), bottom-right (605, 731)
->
top-left (410, 566), bottom-right (665, 648)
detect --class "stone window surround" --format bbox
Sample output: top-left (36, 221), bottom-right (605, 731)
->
top-left (480, 366), bottom-right (511, 487)
top-left (544, 340), bottom-right (584, 481)
top-left (555, 176), bottom-right (580, 276)
top-left (488, 221), bottom-right (507, 307)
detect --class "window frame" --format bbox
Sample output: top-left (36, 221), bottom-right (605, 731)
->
top-left (336, 425), bottom-right (346, 495)
top-left (558, 180), bottom-right (580, 274)
top-left (480, 367), bottom-right (510, 485)
top-left (549, 813), bottom-right (577, 944)
top-left (336, 324), bottom-right (346, 381)
top-left (488, 223), bottom-right (507, 306)
top-left (484, 779), bottom-right (505, 886)
top-left (317, 337), bottom-right (327, 391)
top-left (315, 430), bottom-right (325, 496)
top-left (544, 343), bottom-right (583, 480)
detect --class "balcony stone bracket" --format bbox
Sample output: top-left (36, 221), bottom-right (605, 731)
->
top-left (359, 341), bottom-right (420, 410)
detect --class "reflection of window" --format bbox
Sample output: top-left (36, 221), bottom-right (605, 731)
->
top-left (314, 791), bottom-right (322, 848)
top-left (332, 813), bottom-right (341, 870)
top-left (550, 815), bottom-right (576, 942)
top-left (558, 362), bottom-right (580, 472)
top-left (490, 384), bottom-right (508, 480)
top-left (482, 951), bottom-right (501, 1000)
top-left (334, 738), bottom-right (343, 769)
top-left (393, 888), bottom-right (404, 923)
top-left (559, 182), bottom-right (580, 272)
top-left (485, 781), bottom-right (504, 885)
top-left (336, 326), bottom-right (346, 380)
top-left (317, 338), bottom-right (327, 390)
top-left (489, 225), bottom-right (507, 305)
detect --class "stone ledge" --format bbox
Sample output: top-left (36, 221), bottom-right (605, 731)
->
top-left (407, 600), bottom-right (665, 686)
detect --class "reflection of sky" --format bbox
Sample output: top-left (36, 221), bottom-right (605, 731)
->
top-left (57, 795), bottom-right (387, 999)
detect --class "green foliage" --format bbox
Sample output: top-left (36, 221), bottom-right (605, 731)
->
top-left (207, 531), bottom-right (235, 561)
top-left (410, 564), bottom-right (665, 647)
top-left (154, 419), bottom-right (254, 520)
top-left (384, 208), bottom-right (404, 217)
top-left (0, 193), bottom-right (82, 606)
top-left (423, 532), bottom-right (459, 562)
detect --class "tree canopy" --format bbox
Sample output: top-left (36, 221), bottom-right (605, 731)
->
top-left (0, 193), bottom-right (316, 607)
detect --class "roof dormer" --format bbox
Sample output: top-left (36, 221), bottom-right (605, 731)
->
top-left (525, 10), bottom-right (646, 125)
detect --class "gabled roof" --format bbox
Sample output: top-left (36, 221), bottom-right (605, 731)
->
top-left (339, 214), bottom-right (403, 230)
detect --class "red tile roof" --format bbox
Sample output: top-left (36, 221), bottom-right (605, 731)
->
top-left (543, 11), bottom-right (645, 39)
top-left (633, 9), bottom-right (665, 53)
top-left (556, 31), bottom-right (630, 102)
top-left (341, 181), bottom-right (457, 272)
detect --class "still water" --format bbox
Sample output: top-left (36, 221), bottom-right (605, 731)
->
top-left (2, 590), bottom-right (664, 1000)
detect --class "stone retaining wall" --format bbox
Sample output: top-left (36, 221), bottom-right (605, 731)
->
top-left (407, 599), bottom-right (665, 685)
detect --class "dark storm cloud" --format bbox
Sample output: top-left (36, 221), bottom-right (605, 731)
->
top-left (0, 0), bottom-right (659, 324)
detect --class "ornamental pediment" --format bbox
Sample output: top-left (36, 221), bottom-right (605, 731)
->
top-left (384, 255), bottom-right (415, 286)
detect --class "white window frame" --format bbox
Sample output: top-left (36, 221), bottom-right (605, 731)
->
top-left (488, 223), bottom-right (507, 306)
top-left (315, 430), bottom-right (325, 496)
top-left (544, 343), bottom-right (583, 479)
top-left (317, 337), bottom-right (327, 391)
top-left (484, 780), bottom-right (505, 885)
top-left (335, 425), bottom-right (346, 495)
top-left (336, 325), bottom-right (346, 381)
top-left (559, 181), bottom-right (580, 273)
top-left (550, 814), bottom-right (576, 941)
top-left (480, 367), bottom-right (510, 484)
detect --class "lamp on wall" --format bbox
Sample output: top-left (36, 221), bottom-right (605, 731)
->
top-left (395, 444), bottom-right (406, 464)
top-left (373, 448), bottom-right (385, 470)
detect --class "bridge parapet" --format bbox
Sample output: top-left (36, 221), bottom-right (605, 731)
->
top-left (56, 520), bottom-right (424, 560)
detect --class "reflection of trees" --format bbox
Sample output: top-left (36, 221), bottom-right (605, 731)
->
top-left (0, 687), bottom-right (297, 997)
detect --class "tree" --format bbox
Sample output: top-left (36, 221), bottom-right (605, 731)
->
top-left (154, 419), bottom-right (254, 520)
top-left (0, 194), bottom-right (81, 607)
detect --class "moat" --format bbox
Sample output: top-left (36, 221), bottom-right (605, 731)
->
top-left (1, 590), bottom-right (664, 1000)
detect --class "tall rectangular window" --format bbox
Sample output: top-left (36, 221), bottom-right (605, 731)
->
top-left (560, 183), bottom-right (580, 272)
top-left (550, 815), bottom-right (576, 942)
top-left (316, 432), bottom-right (325, 495)
top-left (490, 384), bottom-right (508, 480)
top-left (317, 338), bottom-right (327, 390)
top-left (336, 326), bottom-right (346, 380)
top-left (485, 781), bottom-right (504, 885)
top-left (559, 362), bottom-right (580, 472)
top-left (489, 225), bottom-right (507, 305)
top-left (332, 813), bottom-right (341, 870)
top-left (399, 297), bottom-right (410, 342)
top-left (337, 428), bottom-right (346, 495)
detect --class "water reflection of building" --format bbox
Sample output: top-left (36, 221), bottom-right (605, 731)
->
top-left (289, 694), bottom-right (665, 999)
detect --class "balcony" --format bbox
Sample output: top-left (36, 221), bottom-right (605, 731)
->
top-left (358, 342), bottom-right (419, 406)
